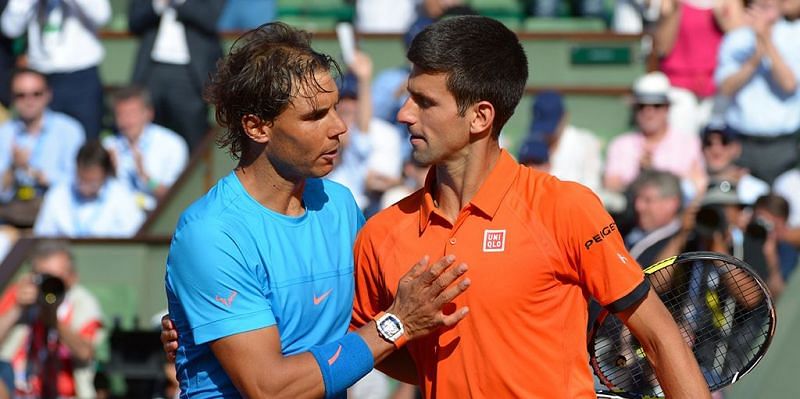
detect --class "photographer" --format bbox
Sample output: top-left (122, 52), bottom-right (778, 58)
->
top-left (0, 240), bottom-right (103, 398)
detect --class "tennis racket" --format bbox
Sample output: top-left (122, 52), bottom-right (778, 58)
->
top-left (590, 251), bottom-right (776, 399)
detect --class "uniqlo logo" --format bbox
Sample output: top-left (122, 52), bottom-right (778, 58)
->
top-left (483, 230), bottom-right (506, 252)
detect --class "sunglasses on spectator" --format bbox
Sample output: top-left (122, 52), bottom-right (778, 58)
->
top-left (702, 133), bottom-right (733, 148)
top-left (635, 103), bottom-right (668, 110)
top-left (13, 90), bottom-right (45, 100)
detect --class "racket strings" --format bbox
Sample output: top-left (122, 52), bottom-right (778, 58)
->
top-left (591, 258), bottom-right (772, 395)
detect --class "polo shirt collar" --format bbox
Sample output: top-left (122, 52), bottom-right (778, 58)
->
top-left (418, 149), bottom-right (519, 232)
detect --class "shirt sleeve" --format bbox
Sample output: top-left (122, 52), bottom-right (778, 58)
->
top-left (554, 183), bottom-right (648, 312)
top-left (715, 28), bottom-right (757, 84)
top-left (166, 220), bottom-right (276, 345)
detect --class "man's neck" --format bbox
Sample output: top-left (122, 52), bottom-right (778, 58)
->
top-left (21, 114), bottom-right (45, 135)
top-left (125, 127), bottom-right (146, 146)
top-left (431, 141), bottom-right (502, 223)
top-left (235, 156), bottom-right (306, 217)
top-left (642, 127), bottom-right (668, 143)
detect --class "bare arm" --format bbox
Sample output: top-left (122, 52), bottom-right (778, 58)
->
top-left (618, 289), bottom-right (710, 399)
top-left (718, 49), bottom-right (762, 96)
top-left (56, 321), bottom-right (95, 362)
top-left (179, 256), bottom-right (469, 398)
top-left (350, 50), bottom-right (374, 134)
top-left (759, 34), bottom-right (798, 94)
top-left (654, 0), bottom-right (681, 57)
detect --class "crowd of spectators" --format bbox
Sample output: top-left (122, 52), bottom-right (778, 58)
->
top-left (0, 0), bottom-right (797, 397)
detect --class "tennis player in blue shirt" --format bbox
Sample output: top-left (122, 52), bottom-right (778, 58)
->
top-left (164, 22), bottom-right (471, 398)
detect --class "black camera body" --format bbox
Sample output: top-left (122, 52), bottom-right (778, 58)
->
top-left (32, 273), bottom-right (66, 306)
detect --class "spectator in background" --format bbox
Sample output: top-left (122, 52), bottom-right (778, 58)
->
top-left (701, 124), bottom-right (769, 205)
top-left (217, 0), bottom-right (275, 31)
top-left (0, 240), bottom-right (104, 398)
top-left (0, 0), bottom-right (14, 110)
top-left (714, 0), bottom-right (800, 185)
top-left (524, 91), bottom-right (603, 193)
top-left (604, 72), bottom-right (706, 198)
top-left (33, 141), bottom-right (145, 238)
top-left (103, 86), bottom-right (189, 212)
top-left (0, 68), bottom-right (85, 228)
top-left (328, 52), bottom-right (403, 217)
top-left (753, 194), bottom-right (798, 284)
top-left (355, 0), bottom-right (418, 33)
top-left (129, 0), bottom-right (224, 151)
top-left (516, 135), bottom-right (551, 172)
top-left (625, 170), bottom-right (684, 267)
top-left (1, 0), bottom-right (110, 140)
top-left (656, 0), bottom-right (739, 136)
top-left (380, 156), bottom-right (430, 209)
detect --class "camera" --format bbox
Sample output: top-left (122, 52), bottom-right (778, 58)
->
top-left (745, 217), bottom-right (773, 242)
top-left (32, 273), bottom-right (66, 306)
top-left (694, 204), bottom-right (728, 238)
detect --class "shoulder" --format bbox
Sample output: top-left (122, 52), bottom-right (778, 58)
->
top-left (148, 124), bottom-right (188, 146)
top-left (360, 189), bottom-right (422, 238)
top-left (607, 131), bottom-right (639, 147)
top-left (47, 111), bottom-right (84, 135)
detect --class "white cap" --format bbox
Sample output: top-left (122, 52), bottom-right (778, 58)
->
top-left (632, 72), bottom-right (671, 105)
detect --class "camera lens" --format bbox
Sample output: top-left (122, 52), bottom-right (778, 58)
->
top-left (35, 274), bottom-right (65, 306)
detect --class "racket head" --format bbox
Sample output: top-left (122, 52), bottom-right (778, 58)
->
top-left (588, 251), bottom-right (776, 397)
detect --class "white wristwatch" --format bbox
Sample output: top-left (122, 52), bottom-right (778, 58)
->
top-left (374, 311), bottom-right (408, 348)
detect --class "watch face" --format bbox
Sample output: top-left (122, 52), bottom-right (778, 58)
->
top-left (380, 317), bottom-right (401, 337)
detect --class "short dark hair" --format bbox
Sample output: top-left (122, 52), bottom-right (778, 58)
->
top-left (755, 194), bottom-right (790, 221)
top-left (112, 85), bottom-right (153, 109)
top-left (205, 22), bottom-right (341, 160)
top-left (407, 16), bottom-right (528, 138)
top-left (76, 140), bottom-right (115, 177)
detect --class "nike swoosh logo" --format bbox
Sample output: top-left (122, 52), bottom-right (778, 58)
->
top-left (327, 345), bottom-right (342, 365)
top-left (215, 290), bottom-right (238, 307)
top-left (313, 288), bottom-right (333, 305)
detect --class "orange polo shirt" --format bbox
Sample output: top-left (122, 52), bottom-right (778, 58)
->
top-left (351, 150), bottom-right (648, 398)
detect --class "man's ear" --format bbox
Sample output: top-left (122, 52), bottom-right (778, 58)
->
top-left (241, 114), bottom-right (270, 144)
top-left (470, 101), bottom-right (495, 135)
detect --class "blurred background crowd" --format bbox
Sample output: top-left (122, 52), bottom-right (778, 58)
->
top-left (0, 0), bottom-right (797, 397)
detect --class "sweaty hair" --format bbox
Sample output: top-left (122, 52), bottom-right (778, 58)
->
top-left (112, 85), bottom-right (153, 109)
top-left (407, 16), bottom-right (528, 138)
top-left (76, 140), bottom-right (115, 177)
top-left (205, 22), bottom-right (340, 160)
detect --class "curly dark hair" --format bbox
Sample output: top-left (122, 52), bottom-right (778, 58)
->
top-left (204, 22), bottom-right (341, 160)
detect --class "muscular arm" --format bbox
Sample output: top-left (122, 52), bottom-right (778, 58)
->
top-left (618, 289), bottom-right (710, 399)
top-left (203, 255), bottom-right (468, 398)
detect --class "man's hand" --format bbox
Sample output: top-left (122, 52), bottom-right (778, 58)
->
top-left (12, 146), bottom-right (30, 169)
top-left (161, 314), bottom-right (178, 362)
top-left (385, 255), bottom-right (470, 340)
top-left (15, 275), bottom-right (38, 308)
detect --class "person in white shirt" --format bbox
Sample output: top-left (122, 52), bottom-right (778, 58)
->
top-left (128, 0), bottom-right (224, 150)
top-left (524, 90), bottom-right (604, 194)
top-left (33, 141), bottom-right (145, 238)
top-left (1, 0), bottom-right (110, 139)
top-left (103, 86), bottom-right (189, 211)
top-left (328, 52), bottom-right (403, 216)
